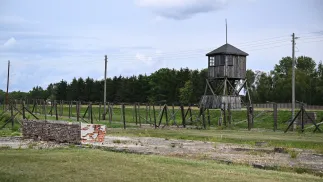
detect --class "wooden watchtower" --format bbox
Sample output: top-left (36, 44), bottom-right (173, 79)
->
top-left (199, 21), bottom-right (252, 110)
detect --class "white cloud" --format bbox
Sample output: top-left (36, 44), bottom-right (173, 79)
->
top-left (136, 0), bottom-right (230, 20)
top-left (3, 37), bottom-right (16, 48)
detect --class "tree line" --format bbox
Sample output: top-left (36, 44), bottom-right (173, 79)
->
top-left (0, 56), bottom-right (322, 105)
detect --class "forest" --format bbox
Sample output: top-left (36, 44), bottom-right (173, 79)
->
top-left (0, 56), bottom-right (322, 105)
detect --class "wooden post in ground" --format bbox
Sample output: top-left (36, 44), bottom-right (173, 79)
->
top-left (138, 103), bottom-right (141, 127)
top-left (180, 105), bottom-right (185, 128)
top-left (122, 104), bottom-right (126, 129)
top-left (172, 104), bottom-right (175, 124)
top-left (223, 103), bottom-right (227, 127)
top-left (44, 100), bottom-right (47, 121)
top-left (165, 105), bottom-right (169, 126)
top-left (153, 105), bottom-right (156, 129)
top-left (135, 103), bottom-right (138, 125)
top-left (68, 101), bottom-right (71, 118)
top-left (148, 103), bottom-right (151, 124)
top-left (55, 101), bottom-right (58, 120)
top-left (247, 104), bottom-right (251, 131)
top-left (273, 103), bottom-right (277, 131)
top-left (50, 101), bottom-right (53, 117)
top-left (77, 102), bottom-right (80, 121)
top-left (132, 104), bottom-right (135, 123)
top-left (89, 102), bottom-right (93, 124)
top-left (22, 101), bottom-right (26, 119)
top-left (88, 103), bottom-right (91, 121)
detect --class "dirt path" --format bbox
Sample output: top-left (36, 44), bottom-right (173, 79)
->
top-left (1, 136), bottom-right (323, 175)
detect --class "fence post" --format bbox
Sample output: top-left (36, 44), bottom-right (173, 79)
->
top-left (207, 108), bottom-right (211, 126)
top-left (135, 103), bottom-right (138, 125)
top-left (122, 104), bottom-right (126, 129)
top-left (247, 104), bottom-right (252, 131)
top-left (77, 102), bottom-right (80, 121)
top-left (68, 101), bottom-right (71, 118)
top-left (223, 103), bottom-right (227, 127)
top-left (55, 101), bottom-right (58, 121)
top-left (153, 105), bottom-right (157, 129)
top-left (90, 102), bottom-right (93, 124)
top-left (22, 101), bottom-right (26, 119)
top-left (44, 100), bottom-right (47, 121)
top-left (180, 105), bottom-right (185, 128)
top-left (165, 105), bottom-right (169, 126)
top-left (273, 103), bottom-right (277, 131)
top-left (172, 103), bottom-right (175, 124)
top-left (301, 104), bottom-right (304, 133)
top-left (138, 103), bottom-right (141, 127)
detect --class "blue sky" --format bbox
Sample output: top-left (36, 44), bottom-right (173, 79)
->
top-left (0, 0), bottom-right (322, 92)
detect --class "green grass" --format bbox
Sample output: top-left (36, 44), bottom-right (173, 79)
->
top-left (108, 128), bottom-right (323, 153)
top-left (0, 149), bottom-right (321, 182)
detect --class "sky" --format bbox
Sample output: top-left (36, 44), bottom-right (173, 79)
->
top-left (0, 0), bottom-right (322, 92)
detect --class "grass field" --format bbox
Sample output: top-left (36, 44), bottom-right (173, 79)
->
top-left (0, 148), bottom-right (322, 182)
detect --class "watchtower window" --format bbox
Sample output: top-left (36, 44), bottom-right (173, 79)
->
top-left (215, 55), bottom-right (220, 66)
top-left (220, 55), bottom-right (225, 66)
top-left (209, 57), bottom-right (215, 66)
top-left (227, 55), bottom-right (233, 66)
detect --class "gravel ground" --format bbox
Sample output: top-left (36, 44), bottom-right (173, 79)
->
top-left (1, 136), bottom-right (323, 174)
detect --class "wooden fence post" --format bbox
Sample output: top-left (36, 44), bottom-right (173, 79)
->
top-left (44, 100), bottom-right (47, 121)
top-left (22, 101), bottom-right (26, 119)
top-left (135, 103), bottom-right (138, 125)
top-left (122, 104), bottom-right (126, 129)
top-left (55, 101), bottom-right (58, 121)
top-left (90, 102), bottom-right (93, 124)
top-left (153, 105), bottom-right (156, 129)
top-left (223, 103), bottom-right (227, 127)
top-left (68, 101), bottom-right (71, 118)
top-left (180, 105), bottom-right (185, 128)
top-left (138, 103), bottom-right (141, 127)
top-left (247, 104), bottom-right (251, 131)
top-left (273, 103), bottom-right (277, 131)
top-left (172, 104), bottom-right (175, 124)
top-left (77, 102), bottom-right (80, 121)
top-left (165, 105), bottom-right (168, 126)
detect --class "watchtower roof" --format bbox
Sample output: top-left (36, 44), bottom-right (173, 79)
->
top-left (206, 43), bottom-right (249, 56)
